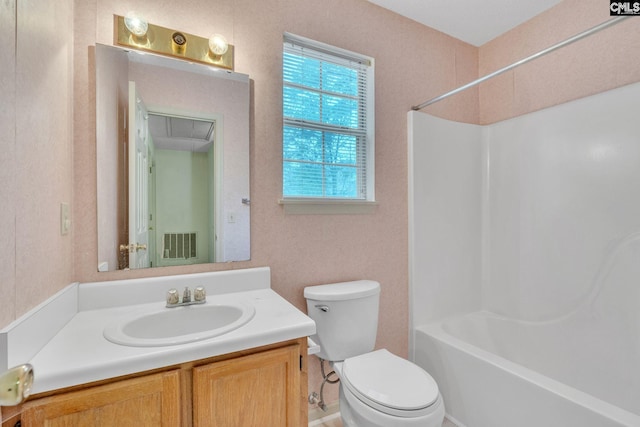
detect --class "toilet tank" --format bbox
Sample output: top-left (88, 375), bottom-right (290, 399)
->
top-left (304, 280), bottom-right (380, 362)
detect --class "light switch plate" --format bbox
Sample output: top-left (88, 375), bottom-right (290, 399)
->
top-left (60, 203), bottom-right (71, 235)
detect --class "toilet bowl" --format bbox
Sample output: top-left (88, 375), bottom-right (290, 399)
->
top-left (334, 349), bottom-right (444, 427)
top-left (304, 280), bottom-right (445, 427)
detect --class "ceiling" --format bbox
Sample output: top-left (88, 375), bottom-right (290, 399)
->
top-left (367, 0), bottom-right (562, 46)
top-left (148, 114), bottom-right (215, 153)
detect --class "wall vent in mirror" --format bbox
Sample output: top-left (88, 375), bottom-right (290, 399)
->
top-left (163, 232), bottom-right (197, 259)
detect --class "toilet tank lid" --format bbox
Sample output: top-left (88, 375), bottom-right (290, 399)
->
top-left (304, 280), bottom-right (380, 301)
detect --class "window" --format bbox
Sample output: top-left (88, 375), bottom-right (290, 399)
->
top-left (282, 33), bottom-right (375, 211)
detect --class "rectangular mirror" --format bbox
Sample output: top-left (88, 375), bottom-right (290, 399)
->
top-left (96, 43), bottom-right (250, 272)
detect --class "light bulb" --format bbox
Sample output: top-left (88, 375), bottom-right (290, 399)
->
top-left (124, 11), bottom-right (148, 38)
top-left (0, 364), bottom-right (34, 406)
top-left (208, 34), bottom-right (229, 56)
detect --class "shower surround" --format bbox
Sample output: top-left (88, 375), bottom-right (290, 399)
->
top-left (408, 82), bottom-right (640, 426)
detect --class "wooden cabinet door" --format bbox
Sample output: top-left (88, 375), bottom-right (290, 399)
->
top-left (193, 343), bottom-right (301, 427)
top-left (21, 370), bottom-right (181, 426)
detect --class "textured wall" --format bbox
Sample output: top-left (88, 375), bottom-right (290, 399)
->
top-left (0, 0), bottom-right (74, 327)
top-left (0, 0), bottom-right (17, 328)
top-left (478, 0), bottom-right (640, 124)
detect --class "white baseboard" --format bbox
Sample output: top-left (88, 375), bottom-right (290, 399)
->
top-left (309, 401), bottom-right (340, 426)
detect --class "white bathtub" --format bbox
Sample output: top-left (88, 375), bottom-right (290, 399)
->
top-left (413, 311), bottom-right (640, 427)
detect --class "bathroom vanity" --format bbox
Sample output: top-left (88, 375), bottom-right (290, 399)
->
top-left (0, 267), bottom-right (315, 426)
top-left (19, 338), bottom-right (305, 426)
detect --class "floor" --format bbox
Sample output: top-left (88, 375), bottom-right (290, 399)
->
top-left (309, 410), bottom-right (459, 427)
top-left (310, 416), bottom-right (459, 426)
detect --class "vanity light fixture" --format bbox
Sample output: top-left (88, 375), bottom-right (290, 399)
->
top-left (123, 11), bottom-right (148, 38)
top-left (171, 32), bottom-right (188, 54)
top-left (208, 33), bottom-right (229, 56)
top-left (114, 14), bottom-right (234, 70)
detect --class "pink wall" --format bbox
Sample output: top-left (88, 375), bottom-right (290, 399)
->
top-left (477, 0), bottom-right (640, 124)
top-left (95, 45), bottom-right (128, 272)
top-left (0, 1), bottom-right (17, 328)
top-left (0, 0), bottom-right (74, 328)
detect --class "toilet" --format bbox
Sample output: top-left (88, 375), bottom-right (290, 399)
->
top-left (304, 280), bottom-right (445, 427)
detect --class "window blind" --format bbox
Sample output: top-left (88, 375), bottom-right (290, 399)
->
top-left (283, 34), bottom-right (374, 200)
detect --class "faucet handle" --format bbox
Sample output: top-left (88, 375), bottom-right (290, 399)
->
top-left (166, 289), bottom-right (179, 305)
top-left (194, 286), bottom-right (206, 302)
top-left (182, 287), bottom-right (192, 303)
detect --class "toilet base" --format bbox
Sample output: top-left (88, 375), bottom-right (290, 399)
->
top-left (339, 384), bottom-right (445, 427)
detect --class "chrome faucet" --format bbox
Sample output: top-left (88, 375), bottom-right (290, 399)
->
top-left (166, 286), bottom-right (206, 307)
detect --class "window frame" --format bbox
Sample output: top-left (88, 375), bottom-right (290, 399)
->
top-left (280, 33), bottom-right (376, 214)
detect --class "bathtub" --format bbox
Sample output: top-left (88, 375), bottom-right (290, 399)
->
top-left (413, 311), bottom-right (640, 427)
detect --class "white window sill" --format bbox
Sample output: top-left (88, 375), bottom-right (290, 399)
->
top-left (278, 198), bottom-right (378, 215)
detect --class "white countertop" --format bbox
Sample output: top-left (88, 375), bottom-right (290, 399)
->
top-left (30, 288), bottom-right (314, 394)
top-left (1, 267), bottom-right (316, 395)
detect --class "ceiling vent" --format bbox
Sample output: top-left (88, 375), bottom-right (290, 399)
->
top-left (148, 114), bottom-right (215, 152)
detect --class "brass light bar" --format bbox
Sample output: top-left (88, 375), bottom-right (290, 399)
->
top-left (114, 15), bottom-right (234, 70)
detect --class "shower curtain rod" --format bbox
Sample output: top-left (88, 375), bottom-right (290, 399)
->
top-left (411, 16), bottom-right (630, 111)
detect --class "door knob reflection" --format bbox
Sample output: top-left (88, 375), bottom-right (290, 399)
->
top-left (119, 243), bottom-right (148, 253)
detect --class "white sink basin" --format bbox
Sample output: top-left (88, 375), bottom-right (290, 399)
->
top-left (103, 303), bottom-right (255, 347)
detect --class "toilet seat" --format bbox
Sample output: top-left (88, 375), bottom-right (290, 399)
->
top-left (340, 349), bottom-right (440, 418)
